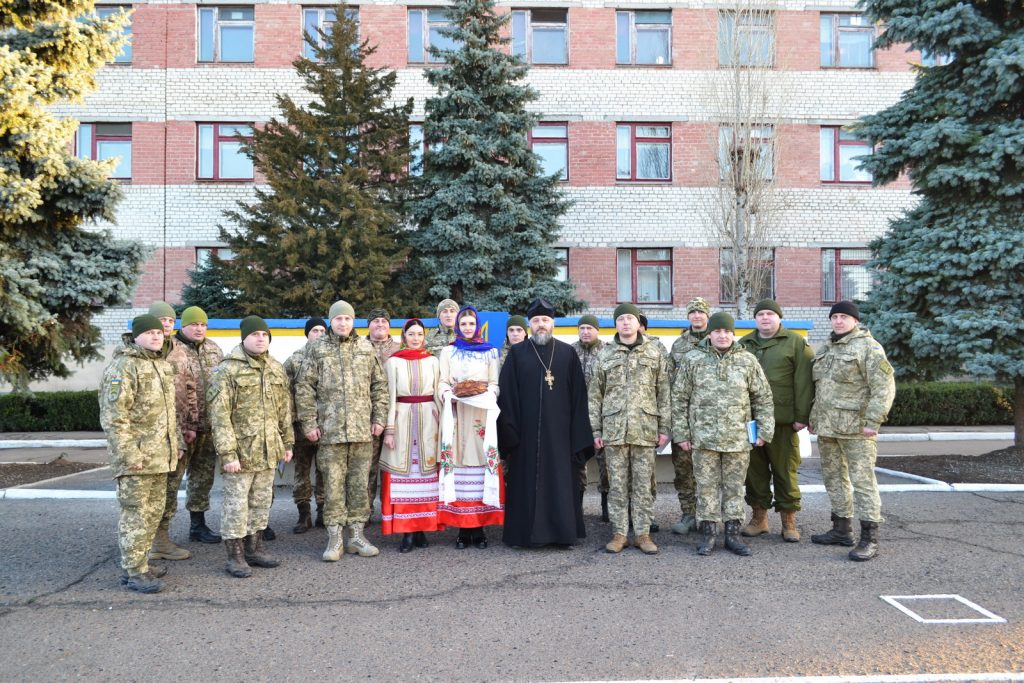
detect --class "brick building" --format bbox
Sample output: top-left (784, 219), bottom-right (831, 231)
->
top-left (60, 0), bottom-right (926, 344)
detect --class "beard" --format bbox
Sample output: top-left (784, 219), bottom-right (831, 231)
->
top-left (533, 330), bottom-right (552, 346)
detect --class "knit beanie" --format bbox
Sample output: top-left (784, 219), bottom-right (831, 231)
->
top-left (707, 311), bottom-right (736, 333)
top-left (436, 298), bottom-right (459, 316)
top-left (240, 315), bottom-right (271, 341)
top-left (578, 314), bottom-right (600, 329)
top-left (367, 308), bottom-right (390, 322)
top-left (613, 303), bottom-right (641, 321)
top-left (686, 297), bottom-right (711, 315)
top-left (132, 314), bottom-right (163, 339)
top-left (829, 300), bottom-right (861, 320)
top-left (753, 299), bottom-right (783, 318)
top-left (329, 300), bottom-right (355, 320)
top-left (180, 306), bottom-right (208, 327)
top-left (304, 317), bottom-right (327, 336)
top-left (147, 301), bottom-right (176, 320)
top-left (638, 313), bottom-right (649, 329)
top-left (507, 315), bottom-right (528, 330)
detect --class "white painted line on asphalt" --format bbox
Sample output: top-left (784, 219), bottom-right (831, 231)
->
top-left (928, 432), bottom-right (1014, 441)
top-left (0, 439), bottom-right (107, 449)
top-left (875, 467), bottom-right (948, 486)
top-left (875, 433), bottom-right (929, 442)
top-left (573, 672), bottom-right (1024, 682)
top-left (951, 483), bottom-right (1024, 492)
top-left (880, 594), bottom-right (1007, 625)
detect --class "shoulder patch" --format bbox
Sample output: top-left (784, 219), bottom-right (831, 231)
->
top-left (108, 378), bottom-right (122, 401)
top-left (880, 360), bottom-right (894, 376)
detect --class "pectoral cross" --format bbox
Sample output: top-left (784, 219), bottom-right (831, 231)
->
top-left (545, 369), bottom-right (554, 390)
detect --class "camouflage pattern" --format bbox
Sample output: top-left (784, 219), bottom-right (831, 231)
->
top-left (644, 333), bottom-right (669, 359)
top-left (283, 343), bottom-right (323, 504)
top-left (174, 332), bottom-right (224, 431)
top-left (589, 335), bottom-right (671, 448)
top-left (605, 445), bottom-right (656, 536)
top-left (294, 330), bottom-right (388, 444)
top-left (745, 423), bottom-right (802, 511)
top-left (116, 473), bottom-right (167, 573)
top-left (99, 340), bottom-right (179, 478)
top-left (176, 332), bottom-right (223, 513)
top-left (370, 336), bottom-right (399, 367)
top-left (207, 345), bottom-right (294, 471)
top-left (692, 448), bottom-right (750, 523)
top-left (367, 338), bottom-right (396, 506)
top-left (158, 453), bottom-right (189, 531)
top-left (669, 330), bottom-right (709, 380)
top-left (810, 327), bottom-right (896, 438)
top-left (572, 339), bottom-right (609, 493)
top-left (317, 441), bottom-right (373, 526)
top-left (220, 468), bottom-right (276, 539)
top-left (425, 325), bottom-right (456, 358)
top-left (672, 339), bottom-right (776, 452)
top-left (818, 436), bottom-right (882, 522)
top-left (161, 334), bottom-right (199, 439)
top-left (670, 444), bottom-right (695, 514)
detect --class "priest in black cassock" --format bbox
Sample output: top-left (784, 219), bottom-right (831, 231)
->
top-left (498, 298), bottom-right (595, 547)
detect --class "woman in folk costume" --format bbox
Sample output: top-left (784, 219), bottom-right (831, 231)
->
top-left (380, 319), bottom-right (444, 553)
top-left (437, 305), bottom-right (504, 549)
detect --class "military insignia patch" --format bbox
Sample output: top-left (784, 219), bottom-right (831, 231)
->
top-left (108, 377), bottom-right (122, 400)
top-left (880, 361), bottom-right (894, 375)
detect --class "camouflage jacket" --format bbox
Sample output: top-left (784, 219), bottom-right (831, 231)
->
top-left (371, 336), bottom-right (399, 367)
top-left (810, 327), bottom-right (896, 439)
top-left (207, 345), bottom-right (294, 470)
top-left (161, 335), bottom-right (199, 437)
top-left (175, 332), bottom-right (224, 432)
top-left (739, 325), bottom-right (814, 425)
top-left (669, 329), bottom-right (709, 379)
top-left (426, 325), bottom-right (456, 358)
top-left (644, 333), bottom-right (669, 359)
top-left (99, 341), bottom-right (178, 478)
top-left (571, 339), bottom-right (608, 391)
top-left (672, 339), bottom-right (775, 452)
top-left (294, 330), bottom-right (388, 444)
top-left (589, 335), bottom-right (671, 447)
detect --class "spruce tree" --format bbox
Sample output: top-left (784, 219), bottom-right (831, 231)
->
top-left (1, 1), bottom-right (147, 389)
top-left (178, 258), bottom-right (243, 318)
top-left (856, 0), bottom-right (1024, 445)
top-left (404, 0), bottom-right (581, 314)
top-left (219, 4), bottom-right (413, 317)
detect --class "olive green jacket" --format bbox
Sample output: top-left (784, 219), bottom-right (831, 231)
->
top-left (810, 327), bottom-right (896, 438)
top-left (589, 335), bottom-right (671, 447)
top-left (739, 325), bottom-right (814, 425)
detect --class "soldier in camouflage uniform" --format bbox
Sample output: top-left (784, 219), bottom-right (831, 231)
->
top-left (636, 312), bottom-right (668, 532)
top-left (571, 314), bottom-right (609, 520)
top-left (208, 316), bottom-right (294, 578)
top-left (589, 304), bottom-right (671, 555)
top-left (366, 308), bottom-right (398, 520)
top-left (295, 300), bottom-right (389, 561)
top-left (144, 302), bottom-right (198, 563)
top-left (425, 298), bottom-right (459, 358)
top-left (283, 318), bottom-right (327, 533)
top-left (99, 315), bottom-right (178, 593)
top-left (673, 312), bottom-right (774, 557)
top-left (668, 297), bottom-right (711, 535)
top-left (809, 301), bottom-right (896, 562)
top-left (175, 306), bottom-right (225, 544)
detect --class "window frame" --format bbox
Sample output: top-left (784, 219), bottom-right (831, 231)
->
top-left (718, 125), bottom-right (774, 182)
top-left (302, 6), bottom-right (359, 60)
top-left (719, 247), bottom-right (775, 304)
top-left (616, 9), bottom-right (672, 66)
top-left (617, 248), bottom-right (673, 304)
top-left (616, 123), bottom-right (672, 182)
top-left (198, 6), bottom-right (256, 63)
top-left (820, 13), bottom-right (875, 68)
top-left (197, 123), bottom-right (255, 181)
top-left (821, 247), bottom-right (872, 303)
top-left (920, 50), bottom-right (953, 67)
top-left (819, 126), bottom-right (873, 184)
top-left (76, 123), bottom-right (133, 180)
top-left (511, 8), bottom-right (569, 65)
top-left (408, 7), bottom-right (460, 64)
top-left (96, 5), bottom-right (133, 63)
top-left (553, 247), bottom-right (569, 282)
top-left (528, 122), bottom-right (569, 181)
top-left (196, 246), bottom-right (237, 267)
top-left (717, 10), bottom-right (774, 68)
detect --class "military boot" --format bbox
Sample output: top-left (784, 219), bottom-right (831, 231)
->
top-left (344, 523), bottom-right (380, 557)
top-left (262, 526), bottom-right (276, 541)
top-left (780, 510), bottom-right (800, 543)
top-left (635, 534), bottom-right (659, 555)
top-left (123, 571), bottom-right (164, 594)
top-left (740, 506), bottom-right (769, 537)
top-left (323, 525), bottom-right (344, 562)
top-left (600, 493), bottom-right (609, 523)
top-left (120, 564), bottom-right (167, 585)
top-left (724, 520), bottom-right (752, 556)
top-left (696, 521), bottom-right (717, 556)
top-left (848, 521), bottom-right (880, 562)
top-left (671, 513), bottom-right (697, 535)
top-left (293, 502), bottom-right (312, 534)
top-left (225, 538), bottom-right (252, 578)
top-left (188, 511), bottom-right (222, 544)
top-left (605, 533), bottom-right (628, 553)
top-left (149, 526), bottom-right (192, 561)
top-left (315, 505), bottom-right (325, 528)
top-left (811, 513), bottom-right (855, 546)
top-left (244, 530), bottom-right (280, 568)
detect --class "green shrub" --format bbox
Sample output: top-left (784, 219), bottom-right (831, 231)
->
top-left (888, 382), bottom-right (1014, 426)
top-left (0, 391), bottom-right (101, 431)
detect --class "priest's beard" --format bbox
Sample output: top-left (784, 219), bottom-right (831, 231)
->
top-left (533, 331), bottom-right (553, 346)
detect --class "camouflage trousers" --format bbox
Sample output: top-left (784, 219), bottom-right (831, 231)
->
top-left (185, 431), bottom-right (217, 513)
top-left (605, 444), bottom-right (656, 536)
top-left (693, 448), bottom-right (750, 523)
top-left (291, 438), bottom-right (324, 506)
top-left (818, 436), bottom-right (882, 523)
top-left (368, 433), bottom-right (383, 509)
top-left (220, 467), bottom-right (275, 540)
top-left (116, 473), bottom-right (167, 574)
top-left (745, 423), bottom-right (802, 512)
top-left (318, 441), bottom-right (372, 527)
top-left (671, 444), bottom-right (696, 516)
top-left (158, 446), bottom-right (189, 531)
top-left (576, 448), bottom-right (609, 494)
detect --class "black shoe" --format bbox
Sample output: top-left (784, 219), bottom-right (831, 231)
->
top-left (262, 526), bottom-right (276, 541)
top-left (120, 564), bottom-right (167, 585)
top-left (697, 521), bottom-right (717, 556)
top-left (188, 511), bottom-right (222, 544)
top-left (455, 531), bottom-right (469, 550)
top-left (723, 520), bottom-right (752, 556)
top-left (472, 528), bottom-right (488, 549)
top-left (124, 572), bottom-right (163, 593)
top-left (649, 521), bottom-right (660, 533)
top-left (399, 533), bottom-right (415, 553)
top-left (849, 521), bottom-right (879, 562)
top-left (811, 513), bottom-right (855, 547)
top-left (413, 531), bottom-right (429, 548)
top-left (315, 507), bottom-right (325, 528)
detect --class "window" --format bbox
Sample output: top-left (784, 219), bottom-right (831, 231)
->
top-left (197, 124), bottom-right (254, 180)
top-left (920, 50), bottom-right (953, 67)
top-left (719, 126), bottom-right (773, 181)
top-left (617, 248), bottom-right (672, 304)
top-left (820, 14), bottom-right (874, 68)
top-left (718, 11), bottom-right (773, 67)
top-left (408, 8), bottom-right (460, 63)
top-left (96, 5), bottom-right (132, 63)
top-left (820, 127), bottom-right (872, 183)
top-left (554, 248), bottom-right (569, 281)
top-left (511, 8), bottom-right (568, 65)
top-left (616, 10), bottom-right (671, 65)
top-left (616, 124), bottom-right (671, 181)
top-left (77, 123), bottom-right (132, 179)
top-left (529, 123), bottom-right (568, 181)
top-left (409, 124), bottom-right (425, 176)
top-left (822, 248), bottom-right (872, 302)
top-left (198, 7), bottom-right (255, 63)
top-left (303, 7), bottom-right (358, 60)
top-left (196, 247), bottom-right (236, 267)
top-left (720, 248), bottom-right (774, 303)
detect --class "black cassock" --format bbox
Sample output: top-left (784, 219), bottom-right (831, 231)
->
top-left (497, 338), bottom-right (594, 547)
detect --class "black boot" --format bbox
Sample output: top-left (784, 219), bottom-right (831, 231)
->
top-left (262, 526), bottom-right (276, 541)
top-left (315, 504), bottom-right (325, 528)
top-left (649, 520), bottom-right (660, 533)
top-left (293, 502), bottom-right (312, 534)
top-left (811, 513), bottom-right (855, 547)
top-left (600, 493), bottom-right (609, 522)
top-left (455, 528), bottom-right (469, 550)
top-left (399, 533), bottom-right (415, 553)
top-left (244, 530), bottom-right (280, 568)
top-left (472, 527), bottom-right (488, 549)
top-left (189, 511), bottom-right (222, 544)
top-left (413, 531), bottom-right (429, 548)
top-left (723, 520), bottom-right (752, 556)
top-left (849, 521), bottom-right (879, 561)
top-left (697, 520), bottom-right (717, 556)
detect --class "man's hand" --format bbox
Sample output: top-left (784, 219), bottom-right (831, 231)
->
top-left (676, 441), bottom-right (691, 452)
top-left (755, 437), bottom-right (765, 447)
top-left (371, 423), bottom-right (384, 437)
top-left (129, 463), bottom-right (144, 472)
top-left (657, 433), bottom-right (670, 448)
top-left (593, 437), bottom-right (604, 450)
top-left (184, 430), bottom-right (197, 444)
top-left (223, 460), bottom-right (241, 473)
top-left (863, 427), bottom-right (878, 437)
top-left (792, 422), bottom-right (807, 432)
top-left (305, 428), bottom-right (321, 443)
top-left (283, 449), bottom-right (293, 463)
top-left (384, 434), bottom-right (395, 450)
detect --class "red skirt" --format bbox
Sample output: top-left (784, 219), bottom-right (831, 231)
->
top-left (436, 466), bottom-right (505, 529)
top-left (381, 469), bottom-right (445, 535)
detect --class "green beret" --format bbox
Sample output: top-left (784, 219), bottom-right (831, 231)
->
top-left (240, 315), bottom-right (271, 341)
top-left (507, 315), bottom-right (528, 330)
top-left (753, 299), bottom-right (783, 318)
top-left (613, 303), bottom-right (641, 322)
top-left (132, 314), bottom-right (163, 339)
top-left (329, 300), bottom-right (355, 320)
top-left (147, 301), bottom-right (176, 320)
top-left (180, 306), bottom-right (208, 327)
top-left (707, 311), bottom-right (735, 333)
top-left (578, 314), bottom-right (600, 329)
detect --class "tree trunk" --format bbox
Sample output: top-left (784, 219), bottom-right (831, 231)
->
top-left (1015, 377), bottom-right (1023, 448)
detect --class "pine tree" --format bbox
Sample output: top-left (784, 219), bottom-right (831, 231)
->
top-left (1, 1), bottom-right (147, 389)
top-left (856, 0), bottom-right (1024, 445)
top-left (218, 4), bottom-right (414, 318)
top-left (404, 0), bottom-right (582, 314)
top-left (178, 258), bottom-right (243, 318)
